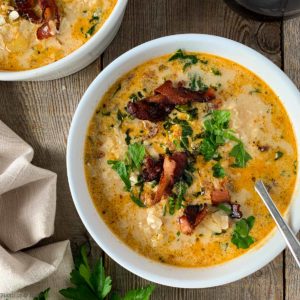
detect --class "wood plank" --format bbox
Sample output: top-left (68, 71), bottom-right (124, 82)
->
top-left (283, 16), bottom-right (300, 300)
top-left (103, 0), bottom-right (283, 299)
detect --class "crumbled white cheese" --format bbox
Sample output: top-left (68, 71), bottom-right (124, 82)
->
top-left (147, 210), bottom-right (162, 230)
top-left (0, 15), bottom-right (6, 26)
top-left (9, 10), bottom-right (19, 21)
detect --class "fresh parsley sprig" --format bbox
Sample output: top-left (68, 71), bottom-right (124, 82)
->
top-left (57, 245), bottom-right (155, 300)
top-left (33, 288), bottom-right (50, 300)
top-left (231, 216), bottom-right (255, 249)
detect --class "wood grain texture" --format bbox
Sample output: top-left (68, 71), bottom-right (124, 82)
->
top-left (283, 16), bottom-right (300, 300)
top-left (103, 1), bottom-right (283, 299)
top-left (0, 0), bottom-right (290, 298)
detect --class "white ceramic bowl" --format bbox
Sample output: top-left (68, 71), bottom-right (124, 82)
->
top-left (0, 0), bottom-right (128, 81)
top-left (67, 34), bottom-right (300, 288)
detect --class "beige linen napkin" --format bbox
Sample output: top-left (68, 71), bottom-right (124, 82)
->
top-left (0, 120), bottom-right (73, 299)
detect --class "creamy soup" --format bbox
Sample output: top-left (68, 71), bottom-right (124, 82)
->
top-left (0, 0), bottom-right (117, 70)
top-left (84, 51), bottom-right (297, 267)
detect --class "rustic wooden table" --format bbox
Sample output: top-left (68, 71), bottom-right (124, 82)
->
top-left (1, 0), bottom-right (300, 299)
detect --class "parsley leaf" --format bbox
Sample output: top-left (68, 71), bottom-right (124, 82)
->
top-left (168, 49), bottom-right (199, 71)
top-left (175, 103), bottom-right (198, 120)
top-left (231, 216), bottom-right (255, 249)
top-left (60, 245), bottom-right (112, 300)
top-left (212, 162), bottom-right (226, 178)
top-left (60, 245), bottom-right (155, 300)
top-left (33, 288), bottom-right (50, 300)
top-left (189, 74), bottom-right (208, 92)
top-left (211, 67), bottom-right (222, 76)
top-left (229, 142), bottom-right (252, 168)
top-left (107, 160), bottom-right (131, 191)
top-left (275, 151), bottom-right (284, 160)
top-left (128, 142), bottom-right (146, 170)
top-left (168, 196), bottom-right (176, 215)
top-left (130, 192), bottom-right (146, 208)
top-left (174, 181), bottom-right (188, 209)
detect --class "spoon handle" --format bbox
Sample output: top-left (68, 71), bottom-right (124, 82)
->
top-left (255, 180), bottom-right (300, 268)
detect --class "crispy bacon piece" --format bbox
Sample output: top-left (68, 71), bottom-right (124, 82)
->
top-left (179, 204), bottom-right (208, 235)
top-left (127, 80), bottom-right (215, 122)
top-left (171, 151), bottom-right (188, 179)
top-left (14, 0), bottom-right (60, 39)
top-left (153, 156), bottom-right (176, 205)
top-left (152, 152), bottom-right (188, 205)
top-left (211, 189), bottom-right (231, 205)
top-left (126, 100), bottom-right (174, 122)
top-left (230, 203), bottom-right (243, 219)
top-left (154, 80), bottom-right (215, 105)
top-left (142, 156), bottom-right (164, 182)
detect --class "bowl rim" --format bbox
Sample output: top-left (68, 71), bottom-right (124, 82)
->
top-left (67, 34), bottom-right (300, 288)
top-left (0, 0), bottom-right (128, 81)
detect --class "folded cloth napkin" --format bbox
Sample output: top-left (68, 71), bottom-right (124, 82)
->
top-left (0, 120), bottom-right (73, 299)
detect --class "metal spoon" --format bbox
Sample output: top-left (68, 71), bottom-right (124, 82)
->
top-left (255, 180), bottom-right (300, 268)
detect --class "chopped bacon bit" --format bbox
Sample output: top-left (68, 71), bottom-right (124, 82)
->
top-left (178, 215), bottom-right (193, 235)
top-left (230, 203), bottom-right (243, 219)
top-left (179, 204), bottom-right (208, 235)
top-left (171, 151), bottom-right (188, 180)
top-left (126, 100), bottom-right (174, 122)
top-left (152, 152), bottom-right (188, 205)
top-left (211, 189), bottom-right (231, 205)
top-left (127, 80), bottom-right (215, 122)
top-left (15, 0), bottom-right (60, 40)
top-left (142, 156), bottom-right (164, 182)
top-left (153, 156), bottom-right (176, 205)
top-left (154, 80), bottom-right (215, 105)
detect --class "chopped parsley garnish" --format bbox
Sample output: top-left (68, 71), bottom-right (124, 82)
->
top-left (212, 67), bottom-right (222, 76)
top-left (128, 142), bottom-right (146, 170)
top-left (113, 83), bottom-right (121, 96)
top-left (231, 216), bottom-right (255, 249)
top-left (125, 129), bottom-right (131, 145)
top-left (249, 88), bottom-right (262, 95)
top-left (164, 117), bottom-right (193, 150)
top-left (218, 203), bottom-right (232, 214)
top-left (174, 181), bottom-right (188, 209)
top-left (129, 91), bottom-right (144, 102)
top-left (130, 192), bottom-right (146, 207)
top-left (108, 143), bottom-right (146, 206)
top-left (198, 110), bottom-right (251, 168)
top-left (107, 160), bottom-right (131, 191)
top-left (229, 142), bottom-right (252, 168)
top-left (175, 103), bottom-right (198, 120)
top-left (212, 162), bottom-right (226, 178)
top-left (275, 151), bottom-right (284, 160)
top-left (86, 23), bottom-right (97, 36)
top-left (117, 109), bottom-right (127, 123)
top-left (168, 49), bottom-right (199, 71)
top-left (168, 196), bottom-right (176, 215)
top-left (189, 73), bottom-right (208, 92)
top-left (101, 110), bottom-right (111, 116)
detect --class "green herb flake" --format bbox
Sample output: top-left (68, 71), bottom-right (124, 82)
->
top-left (174, 181), bottom-right (188, 210)
top-left (128, 142), bottom-right (145, 170)
top-left (275, 151), bottom-right (284, 160)
top-left (168, 196), bottom-right (176, 215)
top-left (231, 216), bottom-right (255, 249)
top-left (86, 23), bottom-right (97, 36)
top-left (130, 193), bottom-right (146, 208)
top-left (212, 67), bottom-right (222, 76)
top-left (212, 162), bottom-right (226, 178)
top-left (125, 129), bottom-right (131, 145)
top-left (168, 49), bottom-right (199, 71)
top-left (249, 88), bottom-right (262, 95)
top-left (107, 160), bottom-right (131, 191)
top-left (117, 109), bottom-right (127, 123)
top-left (218, 203), bottom-right (231, 214)
top-left (230, 142), bottom-right (252, 168)
top-left (189, 73), bottom-right (208, 92)
top-left (175, 104), bottom-right (198, 120)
